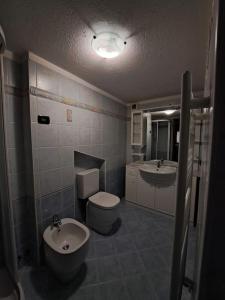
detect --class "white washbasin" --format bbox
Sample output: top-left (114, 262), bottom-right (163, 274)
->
top-left (139, 164), bottom-right (176, 175)
top-left (139, 163), bottom-right (177, 187)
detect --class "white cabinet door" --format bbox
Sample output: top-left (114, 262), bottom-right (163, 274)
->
top-left (125, 177), bottom-right (137, 203)
top-left (155, 185), bottom-right (176, 215)
top-left (137, 179), bottom-right (155, 209)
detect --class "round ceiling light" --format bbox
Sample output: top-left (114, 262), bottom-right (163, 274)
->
top-left (92, 32), bottom-right (126, 59)
top-left (164, 109), bottom-right (176, 115)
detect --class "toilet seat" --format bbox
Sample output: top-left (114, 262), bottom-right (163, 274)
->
top-left (89, 192), bottom-right (120, 210)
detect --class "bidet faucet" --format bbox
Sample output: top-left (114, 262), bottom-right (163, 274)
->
top-left (52, 214), bottom-right (62, 231)
top-left (156, 159), bottom-right (164, 168)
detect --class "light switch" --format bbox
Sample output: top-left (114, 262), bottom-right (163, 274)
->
top-left (67, 109), bottom-right (72, 122)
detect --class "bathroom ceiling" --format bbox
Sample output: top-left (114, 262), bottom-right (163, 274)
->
top-left (0, 0), bottom-right (211, 103)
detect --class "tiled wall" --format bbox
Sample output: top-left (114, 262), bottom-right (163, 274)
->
top-left (27, 59), bottom-right (127, 260)
top-left (3, 55), bottom-right (127, 266)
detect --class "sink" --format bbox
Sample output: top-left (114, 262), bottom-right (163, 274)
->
top-left (139, 164), bottom-right (177, 186)
top-left (144, 160), bottom-right (178, 168)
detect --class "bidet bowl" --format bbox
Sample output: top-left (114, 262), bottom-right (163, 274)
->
top-left (43, 218), bottom-right (90, 283)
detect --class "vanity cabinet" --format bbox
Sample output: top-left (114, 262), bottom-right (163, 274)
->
top-left (125, 165), bottom-right (176, 216)
top-left (155, 185), bottom-right (176, 215)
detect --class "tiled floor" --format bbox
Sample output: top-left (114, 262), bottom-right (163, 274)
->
top-left (20, 200), bottom-right (195, 300)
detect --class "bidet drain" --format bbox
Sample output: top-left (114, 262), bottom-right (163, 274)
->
top-left (62, 243), bottom-right (70, 250)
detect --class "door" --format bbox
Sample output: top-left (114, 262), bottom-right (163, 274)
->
top-left (169, 71), bottom-right (195, 299)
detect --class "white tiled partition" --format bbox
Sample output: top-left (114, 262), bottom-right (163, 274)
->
top-left (27, 56), bottom-right (127, 262)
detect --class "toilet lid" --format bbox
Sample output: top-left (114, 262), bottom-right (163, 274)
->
top-left (89, 192), bottom-right (120, 209)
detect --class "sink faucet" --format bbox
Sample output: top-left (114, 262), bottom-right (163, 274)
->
top-left (52, 214), bottom-right (62, 232)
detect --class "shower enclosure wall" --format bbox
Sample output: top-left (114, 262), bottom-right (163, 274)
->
top-left (150, 120), bottom-right (171, 160)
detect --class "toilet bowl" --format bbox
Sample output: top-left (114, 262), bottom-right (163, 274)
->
top-left (77, 168), bottom-right (120, 235)
top-left (43, 218), bottom-right (90, 282)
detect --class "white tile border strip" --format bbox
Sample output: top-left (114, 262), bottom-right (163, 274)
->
top-left (28, 52), bottom-right (127, 106)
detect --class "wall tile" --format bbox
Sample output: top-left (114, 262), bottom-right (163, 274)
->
top-left (79, 127), bottom-right (91, 145)
top-left (91, 128), bottom-right (103, 145)
top-left (61, 166), bottom-right (74, 188)
top-left (59, 146), bottom-right (74, 167)
top-left (59, 125), bottom-right (73, 146)
top-left (30, 95), bottom-right (37, 123)
top-left (37, 124), bottom-right (59, 147)
top-left (38, 147), bottom-right (60, 171)
top-left (28, 60), bottom-right (37, 87)
top-left (36, 64), bottom-right (60, 95)
top-left (39, 169), bottom-right (61, 196)
top-left (40, 191), bottom-right (62, 220)
top-left (58, 75), bottom-right (79, 100)
top-left (37, 97), bottom-right (63, 124)
top-left (62, 186), bottom-right (75, 209)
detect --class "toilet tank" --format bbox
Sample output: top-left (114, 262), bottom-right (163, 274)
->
top-left (77, 168), bottom-right (99, 199)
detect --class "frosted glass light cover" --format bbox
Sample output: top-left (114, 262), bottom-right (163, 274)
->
top-left (164, 110), bottom-right (176, 115)
top-left (92, 32), bottom-right (125, 58)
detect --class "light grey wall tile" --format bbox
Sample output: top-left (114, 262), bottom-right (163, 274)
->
top-left (29, 60), bottom-right (37, 87)
top-left (30, 95), bottom-right (37, 123)
top-left (37, 97), bottom-right (63, 124)
top-left (62, 186), bottom-right (75, 209)
top-left (78, 145), bottom-right (91, 155)
top-left (38, 147), bottom-right (60, 171)
top-left (40, 191), bottom-right (62, 220)
top-left (91, 128), bottom-right (103, 145)
top-left (37, 124), bottom-right (59, 147)
top-left (58, 75), bottom-right (79, 100)
top-left (60, 146), bottom-right (74, 167)
top-left (61, 166), bottom-right (74, 188)
top-left (31, 123), bottom-right (38, 148)
top-left (39, 169), bottom-right (61, 196)
top-left (79, 127), bottom-right (91, 145)
top-left (90, 112), bottom-right (103, 130)
top-left (59, 125), bottom-right (73, 146)
top-left (36, 64), bottom-right (60, 95)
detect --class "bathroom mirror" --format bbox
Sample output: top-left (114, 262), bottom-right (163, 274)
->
top-left (131, 108), bottom-right (180, 162)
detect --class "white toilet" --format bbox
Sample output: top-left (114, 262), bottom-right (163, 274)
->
top-left (77, 168), bottom-right (120, 235)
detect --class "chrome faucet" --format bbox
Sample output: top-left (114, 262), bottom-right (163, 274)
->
top-left (52, 214), bottom-right (62, 232)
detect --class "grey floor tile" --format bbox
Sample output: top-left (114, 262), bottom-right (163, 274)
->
top-left (99, 280), bottom-right (129, 300)
top-left (134, 232), bottom-right (155, 250)
top-left (82, 260), bottom-right (99, 287)
top-left (125, 274), bottom-right (159, 300)
top-left (20, 201), bottom-right (181, 300)
top-left (118, 252), bottom-right (145, 276)
top-left (98, 256), bottom-right (122, 283)
top-left (140, 248), bottom-right (168, 273)
top-left (68, 285), bottom-right (100, 300)
top-left (86, 241), bottom-right (96, 259)
top-left (114, 234), bottom-right (136, 254)
top-left (95, 238), bottom-right (115, 258)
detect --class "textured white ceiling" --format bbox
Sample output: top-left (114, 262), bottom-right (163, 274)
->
top-left (0, 0), bottom-right (211, 103)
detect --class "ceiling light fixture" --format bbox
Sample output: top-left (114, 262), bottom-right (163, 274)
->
top-left (164, 109), bottom-right (176, 115)
top-left (92, 32), bottom-right (126, 59)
